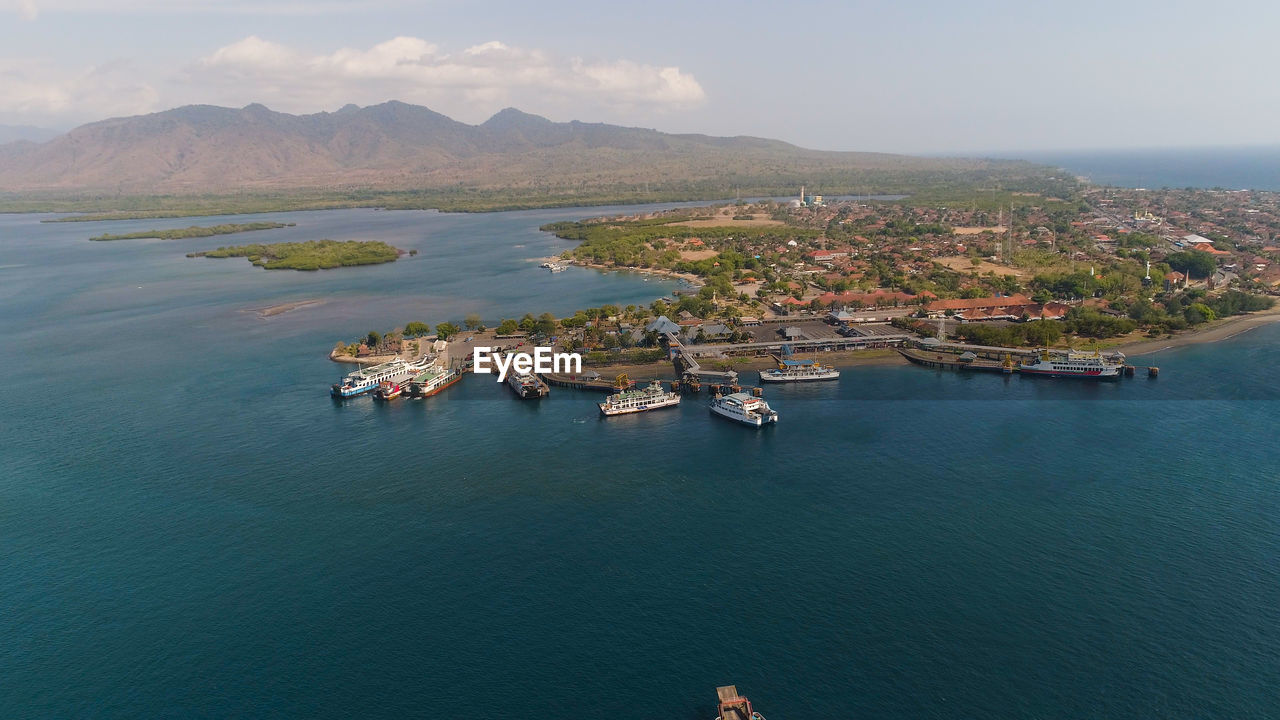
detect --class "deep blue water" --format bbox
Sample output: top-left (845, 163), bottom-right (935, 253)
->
top-left (1019, 146), bottom-right (1280, 191)
top-left (2, 207), bottom-right (1279, 719)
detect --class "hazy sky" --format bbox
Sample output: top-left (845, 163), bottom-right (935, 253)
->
top-left (1, 0), bottom-right (1277, 153)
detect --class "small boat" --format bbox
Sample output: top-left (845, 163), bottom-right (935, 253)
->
top-left (710, 392), bottom-right (778, 427)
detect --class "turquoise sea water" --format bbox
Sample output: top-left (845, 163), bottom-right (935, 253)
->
top-left (2, 207), bottom-right (1278, 718)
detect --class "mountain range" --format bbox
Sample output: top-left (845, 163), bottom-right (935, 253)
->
top-left (0, 101), bottom-right (1031, 195)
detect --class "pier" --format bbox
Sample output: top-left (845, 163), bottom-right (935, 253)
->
top-left (899, 347), bottom-right (1015, 373)
top-left (541, 371), bottom-right (636, 392)
top-left (666, 331), bottom-right (740, 385)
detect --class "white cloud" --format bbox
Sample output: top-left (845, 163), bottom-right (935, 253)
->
top-left (0, 35), bottom-right (704, 129)
top-left (0, 57), bottom-right (159, 125)
top-left (180, 35), bottom-right (706, 123)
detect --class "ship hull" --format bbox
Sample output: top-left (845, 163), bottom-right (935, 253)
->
top-left (709, 404), bottom-right (777, 426)
top-left (599, 397), bottom-right (681, 416)
top-left (410, 370), bottom-right (462, 398)
top-left (1018, 367), bottom-right (1120, 380)
top-left (759, 371), bottom-right (840, 383)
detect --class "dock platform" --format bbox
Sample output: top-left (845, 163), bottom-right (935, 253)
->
top-left (541, 372), bottom-right (638, 392)
top-left (899, 348), bottom-right (1013, 373)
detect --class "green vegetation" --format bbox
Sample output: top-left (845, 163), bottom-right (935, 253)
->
top-left (2, 164), bottom-right (1066, 219)
top-left (952, 320), bottom-right (1065, 347)
top-left (403, 322), bottom-right (432, 337)
top-left (188, 239), bottom-right (401, 271)
top-left (543, 217), bottom-right (819, 290)
top-left (88, 222), bottom-right (291, 241)
top-left (1164, 250), bottom-right (1217, 278)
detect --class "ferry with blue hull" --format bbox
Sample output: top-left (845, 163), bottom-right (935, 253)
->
top-left (331, 357), bottom-right (431, 398)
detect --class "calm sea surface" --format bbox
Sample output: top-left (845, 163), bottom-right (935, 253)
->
top-left (2, 206), bottom-right (1278, 719)
top-left (1019, 146), bottom-right (1280, 191)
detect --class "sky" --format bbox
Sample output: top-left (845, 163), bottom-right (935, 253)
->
top-left (1, 0), bottom-right (1278, 154)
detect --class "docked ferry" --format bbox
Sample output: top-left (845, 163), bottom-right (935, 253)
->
top-left (1019, 349), bottom-right (1124, 379)
top-left (330, 357), bottom-right (431, 398)
top-left (599, 381), bottom-right (681, 416)
top-left (372, 381), bottom-right (402, 401)
top-left (760, 358), bottom-right (840, 383)
top-left (507, 370), bottom-right (548, 399)
top-left (406, 362), bottom-right (462, 398)
top-left (709, 392), bottom-right (778, 427)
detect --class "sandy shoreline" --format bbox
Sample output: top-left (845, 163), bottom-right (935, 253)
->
top-left (1112, 306), bottom-right (1280, 357)
top-left (571, 260), bottom-right (705, 289)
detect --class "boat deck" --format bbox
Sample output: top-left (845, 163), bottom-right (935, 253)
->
top-left (716, 686), bottom-right (754, 720)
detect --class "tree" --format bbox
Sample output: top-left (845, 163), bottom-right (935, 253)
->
top-left (1165, 250), bottom-right (1216, 279)
top-left (435, 322), bottom-right (460, 340)
top-left (535, 312), bottom-right (558, 337)
top-left (497, 319), bottom-right (519, 336)
top-left (403, 321), bottom-right (431, 337)
top-left (1184, 303), bottom-right (1216, 325)
top-left (464, 314), bottom-right (484, 331)
top-left (366, 330), bottom-right (381, 347)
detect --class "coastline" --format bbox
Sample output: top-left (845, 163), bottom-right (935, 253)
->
top-left (569, 259), bottom-right (705, 289)
top-left (1111, 305), bottom-right (1280, 357)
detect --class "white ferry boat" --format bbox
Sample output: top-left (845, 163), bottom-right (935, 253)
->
top-left (709, 392), bottom-right (778, 427)
top-left (1019, 349), bottom-right (1124, 379)
top-left (599, 381), bottom-right (681, 416)
top-left (760, 358), bottom-right (840, 383)
top-left (507, 370), bottom-right (548, 399)
top-left (331, 356), bottom-right (431, 398)
top-left (406, 362), bottom-right (462, 398)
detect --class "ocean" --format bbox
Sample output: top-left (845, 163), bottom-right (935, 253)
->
top-left (2, 206), bottom-right (1278, 718)
top-left (1018, 146), bottom-right (1280, 192)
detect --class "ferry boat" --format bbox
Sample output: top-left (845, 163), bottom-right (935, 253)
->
top-left (709, 391), bottom-right (778, 427)
top-left (715, 684), bottom-right (765, 720)
top-left (760, 358), bottom-right (840, 383)
top-left (1019, 349), bottom-right (1124, 379)
top-left (372, 381), bottom-right (402, 401)
top-left (507, 370), bottom-right (548, 399)
top-left (330, 357), bottom-right (431, 398)
top-left (598, 381), bottom-right (681, 416)
top-left (406, 362), bottom-right (462, 398)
